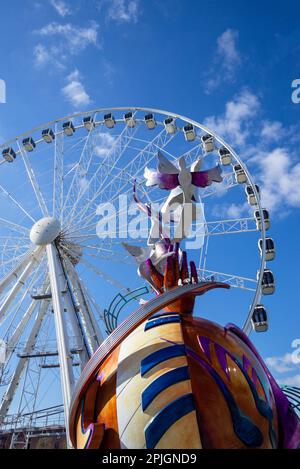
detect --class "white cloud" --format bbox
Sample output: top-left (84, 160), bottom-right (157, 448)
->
top-left (211, 202), bottom-right (250, 220)
top-left (217, 29), bottom-right (241, 76)
top-left (34, 21), bottom-right (99, 69)
top-left (94, 133), bottom-right (116, 157)
top-left (50, 0), bottom-right (71, 17)
top-left (62, 69), bottom-right (91, 108)
top-left (103, 60), bottom-right (116, 84)
top-left (105, 0), bottom-right (139, 23)
top-left (205, 29), bottom-right (241, 93)
top-left (265, 353), bottom-right (297, 374)
top-left (204, 89), bottom-right (300, 215)
top-left (261, 121), bottom-right (284, 142)
top-left (250, 148), bottom-right (300, 211)
top-left (279, 374), bottom-right (300, 387)
top-left (265, 353), bottom-right (300, 389)
top-left (36, 21), bottom-right (99, 53)
top-left (33, 44), bottom-right (50, 66)
top-left (204, 89), bottom-right (260, 146)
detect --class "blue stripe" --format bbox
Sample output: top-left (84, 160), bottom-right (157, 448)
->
top-left (144, 316), bottom-right (181, 331)
top-left (141, 345), bottom-right (186, 376)
top-left (144, 393), bottom-right (195, 449)
top-left (149, 311), bottom-right (180, 320)
top-left (142, 366), bottom-right (189, 411)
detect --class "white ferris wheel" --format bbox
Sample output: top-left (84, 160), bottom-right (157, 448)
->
top-left (0, 107), bottom-right (275, 445)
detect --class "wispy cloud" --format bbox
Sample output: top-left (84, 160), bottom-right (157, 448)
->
top-left (62, 69), bottom-right (91, 108)
top-left (33, 43), bottom-right (65, 69)
top-left (265, 353), bottom-right (297, 374)
top-left (205, 29), bottom-right (241, 94)
top-left (50, 0), bottom-right (71, 17)
top-left (265, 352), bottom-right (300, 388)
top-left (211, 202), bottom-right (251, 220)
top-left (94, 133), bottom-right (116, 157)
top-left (251, 147), bottom-right (300, 212)
top-left (103, 0), bottom-right (140, 23)
top-left (217, 29), bottom-right (241, 76)
top-left (36, 21), bottom-right (99, 53)
top-left (204, 88), bottom-right (300, 215)
top-left (204, 89), bottom-right (260, 147)
top-left (33, 44), bottom-right (49, 67)
top-left (33, 21), bottom-right (99, 68)
top-left (280, 374), bottom-right (300, 387)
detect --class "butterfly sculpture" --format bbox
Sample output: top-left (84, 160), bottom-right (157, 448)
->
top-left (144, 151), bottom-right (222, 193)
top-left (144, 151), bottom-right (223, 242)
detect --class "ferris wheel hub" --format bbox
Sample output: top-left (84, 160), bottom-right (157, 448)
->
top-left (30, 217), bottom-right (61, 245)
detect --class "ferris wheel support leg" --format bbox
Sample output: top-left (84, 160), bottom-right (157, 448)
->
top-left (0, 298), bottom-right (47, 422)
top-left (63, 258), bottom-right (102, 355)
top-left (0, 248), bottom-right (44, 321)
top-left (77, 279), bottom-right (103, 344)
top-left (46, 243), bottom-right (74, 449)
top-left (63, 283), bottom-right (90, 370)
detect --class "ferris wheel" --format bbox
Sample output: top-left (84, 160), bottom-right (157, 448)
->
top-left (0, 107), bottom-right (275, 445)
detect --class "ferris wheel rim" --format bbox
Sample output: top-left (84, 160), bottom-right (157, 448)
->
top-left (0, 105), bottom-right (272, 441)
top-left (0, 106), bottom-right (267, 335)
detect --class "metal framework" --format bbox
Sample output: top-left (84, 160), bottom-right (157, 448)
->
top-left (0, 107), bottom-right (271, 446)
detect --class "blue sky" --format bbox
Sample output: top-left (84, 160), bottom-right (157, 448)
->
top-left (0, 0), bottom-right (300, 395)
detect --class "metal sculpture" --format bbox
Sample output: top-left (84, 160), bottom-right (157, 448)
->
top-left (69, 151), bottom-right (300, 450)
top-left (143, 151), bottom-right (222, 243)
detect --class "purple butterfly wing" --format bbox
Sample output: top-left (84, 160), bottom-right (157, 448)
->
top-left (156, 171), bottom-right (179, 189)
top-left (191, 165), bottom-right (223, 188)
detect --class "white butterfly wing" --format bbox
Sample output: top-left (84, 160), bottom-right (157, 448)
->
top-left (157, 151), bottom-right (179, 174)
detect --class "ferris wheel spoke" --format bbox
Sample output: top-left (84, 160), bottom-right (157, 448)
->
top-left (101, 128), bottom-right (177, 204)
top-left (61, 114), bottom-right (99, 222)
top-left (67, 177), bottom-right (143, 236)
top-left (77, 279), bottom-right (104, 342)
top-left (0, 217), bottom-right (29, 236)
top-left (0, 246), bottom-right (33, 276)
top-left (83, 252), bottom-right (132, 266)
top-left (203, 217), bottom-right (257, 236)
top-left (70, 216), bottom-right (257, 242)
top-left (201, 172), bottom-right (238, 199)
top-left (17, 141), bottom-right (50, 217)
top-left (79, 256), bottom-right (128, 290)
top-left (52, 125), bottom-right (64, 222)
top-left (81, 284), bottom-right (105, 322)
top-left (69, 126), bottom-right (176, 231)
top-left (64, 119), bottom-right (138, 229)
top-left (0, 244), bottom-right (31, 253)
top-left (0, 183), bottom-right (36, 223)
top-left (198, 269), bottom-right (257, 292)
top-left (61, 236), bottom-right (126, 260)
